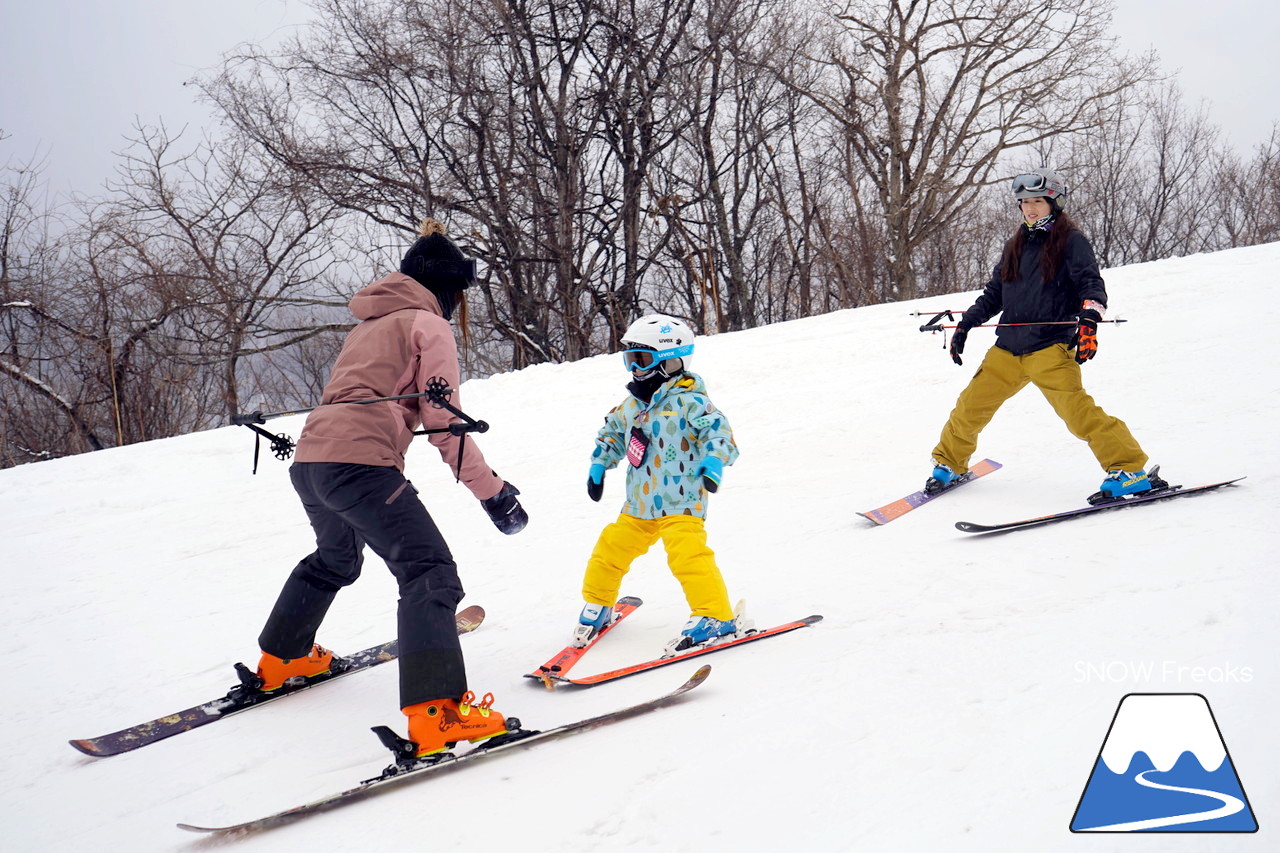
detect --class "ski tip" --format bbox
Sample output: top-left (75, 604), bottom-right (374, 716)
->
top-left (856, 511), bottom-right (886, 526)
top-left (456, 605), bottom-right (485, 633)
top-left (801, 614), bottom-right (824, 626)
top-left (68, 739), bottom-right (106, 757)
top-left (682, 664), bottom-right (712, 691)
top-left (617, 595), bottom-right (644, 606)
top-left (176, 823), bottom-right (217, 833)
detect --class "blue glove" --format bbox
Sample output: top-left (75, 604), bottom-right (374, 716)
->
top-left (696, 457), bottom-right (724, 492)
top-left (587, 463), bottom-right (606, 502)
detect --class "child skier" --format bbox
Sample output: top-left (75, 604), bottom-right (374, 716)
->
top-left (575, 314), bottom-right (742, 655)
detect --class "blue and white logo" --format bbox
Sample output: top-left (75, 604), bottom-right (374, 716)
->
top-left (1070, 693), bottom-right (1258, 832)
top-left (659, 323), bottom-right (673, 334)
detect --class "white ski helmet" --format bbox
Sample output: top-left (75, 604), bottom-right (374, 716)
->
top-left (1011, 168), bottom-right (1068, 206)
top-left (620, 314), bottom-right (695, 378)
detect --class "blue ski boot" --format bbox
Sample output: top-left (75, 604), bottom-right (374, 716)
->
top-left (664, 615), bottom-right (738, 656)
top-left (1090, 466), bottom-right (1168, 505)
top-left (571, 602), bottom-right (613, 648)
top-left (924, 462), bottom-right (962, 496)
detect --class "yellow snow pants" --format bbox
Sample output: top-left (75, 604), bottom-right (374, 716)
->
top-left (932, 343), bottom-right (1148, 475)
top-left (582, 513), bottom-right (733, 621)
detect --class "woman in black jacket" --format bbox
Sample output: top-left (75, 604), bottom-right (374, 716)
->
top-left (925, 168), bottom-right (1160, 503)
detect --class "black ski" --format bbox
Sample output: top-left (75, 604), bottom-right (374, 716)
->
top-left (69, 606), bottom-right (485, 757)
top-left (955, 478), bottom-right (1244, 534)
top-left (177, 664), bottom-right (710, 834)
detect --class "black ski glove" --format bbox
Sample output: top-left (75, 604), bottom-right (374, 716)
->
top-left (481, 481), bottom-right (528, 535)
top-left (950, 319), bottom-right (974, 366)
top-left (1074, 308), bottom-right (1101, 364)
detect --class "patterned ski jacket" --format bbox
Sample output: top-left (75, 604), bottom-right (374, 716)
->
top-left (591, 372), bottom-right (739, 520)
top-left (962, 224), bottom-right (1108, 356)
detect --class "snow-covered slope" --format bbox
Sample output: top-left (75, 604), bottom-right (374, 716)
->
top-left (4, 243), bottom-right (1276, 852)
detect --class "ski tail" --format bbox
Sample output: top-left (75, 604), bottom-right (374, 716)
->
top-left (69, 605), bottom-right (485, 758)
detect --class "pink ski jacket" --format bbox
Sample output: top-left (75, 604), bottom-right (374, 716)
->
top-left (293, 272), bottom-right (503, 501)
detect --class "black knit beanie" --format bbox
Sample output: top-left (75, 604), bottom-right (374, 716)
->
top-left (400, 219), bottom-right (475, 320)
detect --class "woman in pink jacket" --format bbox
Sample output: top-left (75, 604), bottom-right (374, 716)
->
top-left (253, 219), bottom-right (527, 758)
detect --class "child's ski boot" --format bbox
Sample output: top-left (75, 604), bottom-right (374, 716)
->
top-left (571, 602), bottom-right (613, 648)
top-left (664, 615), bottom-right (738, 656)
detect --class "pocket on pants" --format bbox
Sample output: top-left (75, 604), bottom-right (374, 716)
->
top-left (386, 479), bottom-right (419, 504)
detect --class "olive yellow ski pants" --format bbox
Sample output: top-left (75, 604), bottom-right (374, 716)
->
top-left (582, 513), bottom-right (734, 621)
top-left (932, 343), bottom-right (1148, 475)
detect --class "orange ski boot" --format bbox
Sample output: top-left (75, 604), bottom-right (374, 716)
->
top-left (403, 691), bottom-right (511, 757)
top-left (255, 644), bottom-right (335, 692)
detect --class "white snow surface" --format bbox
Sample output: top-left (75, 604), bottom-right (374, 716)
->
top-left (3, 243), bottom-right (1276, 851)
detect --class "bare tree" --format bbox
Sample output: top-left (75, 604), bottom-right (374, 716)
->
top-left (800, 0), bottom-right (1155, 299)
top-left (1212, 125), bottom-right (1280, 249)
top-left (201, 0), bottom-right (768, 364)
top-left (1065, 80), bottom-right (1221, 266)
top-left (1, 124), bottom-right (349, 467)
top-left (105, 124), bottom-right (349, 418)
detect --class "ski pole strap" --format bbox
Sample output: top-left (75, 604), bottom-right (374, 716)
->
top-left (919, 310), bottom-right (955, 332)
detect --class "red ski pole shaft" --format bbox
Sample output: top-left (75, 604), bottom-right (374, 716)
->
top-left (924, 319), bottom-right (1128, 331)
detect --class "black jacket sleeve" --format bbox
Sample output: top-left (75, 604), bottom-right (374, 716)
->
top-left (1064, 232), bottom-right (1108, 310)
top-left (962, 264), bottom-right (1004, 327)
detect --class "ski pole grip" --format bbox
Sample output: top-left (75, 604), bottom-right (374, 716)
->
top-left (232, 411), bottom-right (267, 426)
top-left (919, 310), bottom-right (954, 333)
top-left (447, 420), bottom-right (489, 436)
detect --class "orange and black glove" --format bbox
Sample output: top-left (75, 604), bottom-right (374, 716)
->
top-left (1073, 308), bottom-right (1102, 364)
top-left (949, 319), bottom-right (973, 366)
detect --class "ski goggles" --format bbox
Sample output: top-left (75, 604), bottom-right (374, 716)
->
top-left (411, 257), bottom-right (478, 287)
top-left (1011, 173), bottom-right (1048, 193)
top-left (621, 343), bottom-right (693, 371)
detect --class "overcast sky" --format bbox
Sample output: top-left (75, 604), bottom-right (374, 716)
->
top-left (2, 0), bottom-right (1277, 197)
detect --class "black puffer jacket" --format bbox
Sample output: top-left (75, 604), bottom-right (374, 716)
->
top-left (961, 224), bottom-right (1108, 356)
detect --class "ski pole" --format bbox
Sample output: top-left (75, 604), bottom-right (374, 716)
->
top-left (920, 319), bottom-right (1129, 332)
top-left (231, 390), bottom-right (444, 425)
top-left (231, 382), bottom-right (489, 474)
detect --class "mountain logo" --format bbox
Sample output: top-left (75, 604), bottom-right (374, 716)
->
top-left (1070, 693), bottom-right (1258, 832)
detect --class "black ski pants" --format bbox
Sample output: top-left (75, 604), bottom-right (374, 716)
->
top-left (258, 462), bottom-right (467, 707)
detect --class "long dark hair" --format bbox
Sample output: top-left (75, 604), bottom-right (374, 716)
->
top-left (999, 208), bottom-right (1080, 282)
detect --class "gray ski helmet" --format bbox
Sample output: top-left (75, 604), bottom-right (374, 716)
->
top-left (1011, 168), bottom-right (1068, 204)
